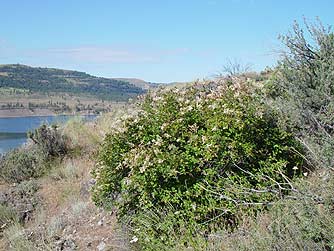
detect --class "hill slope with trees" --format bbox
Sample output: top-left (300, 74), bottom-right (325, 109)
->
top-left (0, 64), bottom-right (145, 101)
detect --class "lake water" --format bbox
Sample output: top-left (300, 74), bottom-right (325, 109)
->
top-left (0, 115), bottom-right (96, 155)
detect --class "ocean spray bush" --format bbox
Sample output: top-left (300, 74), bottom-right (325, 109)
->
top-left (93, 80), bottom-right (305, 228)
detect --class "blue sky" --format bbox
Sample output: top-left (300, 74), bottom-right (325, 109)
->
top-left (0, 0), bottom-right (333, 82)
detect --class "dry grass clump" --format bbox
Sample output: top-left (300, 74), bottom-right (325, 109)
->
top-left (63, 105), bottom-right (138, 155)
top-left (0, 154), bottom-right (120, 250)
top-left (0, 110), bottom-right (139, 250)
top-left (216, 168), bottom-right (334, 251)
top-left (0, 204), bottom-right (19, 234)
top-left (48, 157), bottom-right (90, 182)
top-left (2, 223), bottom-right (38, 251)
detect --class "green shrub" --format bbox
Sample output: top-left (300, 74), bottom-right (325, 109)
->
top-left (267, 19), bottom-right (334, 167)
top-left (125, 205), bottom-right (213, 251)
top-left (93, 81), bottom-right (305, 228)
top-left (125, 170), bottom-right (334, 251)
top-left (0, 180), bottom-right (39, 224)
top-left (0, 148), bottom-right (46, 183)
top-left (28, 124), bottom-right (68, 158)
top-left (0, 124), bottom-right (70, 183)
top-left (14, 180), bottom-right (40, 201)
top-left (219, 169), bottom-right (334, 251)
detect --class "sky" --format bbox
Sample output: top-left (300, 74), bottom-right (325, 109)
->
top-left (0, 0), bottom-right (333, 83)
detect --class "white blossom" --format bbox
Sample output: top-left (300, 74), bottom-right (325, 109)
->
top-left (130, 236), bottom-right (138, 243)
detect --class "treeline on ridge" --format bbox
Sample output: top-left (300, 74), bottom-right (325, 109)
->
top-left (0, 64), bottom-right (145, 101)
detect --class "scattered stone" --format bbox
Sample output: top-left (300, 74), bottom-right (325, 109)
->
top-left (0, 181), bottom-right (39, 223)
top-left (62, 238), bottom-right (77, 251)
top-left (80, 179), bottom-right (96, 197)
top-left (55, 238), bottom-right (77, 251)
top-left (97, 241), bottom-right (106, 251)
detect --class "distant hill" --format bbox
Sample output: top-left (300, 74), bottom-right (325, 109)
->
top-left (0, 64), bottom-right (146, 101)
top-left (114, 78), bottom-right (163, 90)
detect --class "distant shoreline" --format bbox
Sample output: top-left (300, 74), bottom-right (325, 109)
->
top-left (0, 132), bottom-right (27, 140)
top-left (0, 108), bottom-right (97, 118)
top-left (0, 108), bottom-right (55, 118)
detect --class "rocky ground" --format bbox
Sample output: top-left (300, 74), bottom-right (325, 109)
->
top-left (0, 156), bottom-right (131, 250)
top-left (0, 110), bottom-right (135, 250)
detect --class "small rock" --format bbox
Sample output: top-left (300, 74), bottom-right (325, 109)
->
top-left (97, 241), bottom-right (106, 251)
top-left (53, 235), bottom-right (61, 241)
top-left (55, 238), bottom-right (77, 251)
top-left (63, 238), bottom-right (77, 251)
top-left (55, 239), bottom-right (63, 248)
top-left (97, 219), bottom-right (103, 226)
top-left (0, 192), bottom-right (7, 204)
top-left (80, 179), bottom-right (96, 197)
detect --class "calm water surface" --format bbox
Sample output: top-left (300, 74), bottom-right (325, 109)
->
top-left (0, 115), bottom-right (96, 155)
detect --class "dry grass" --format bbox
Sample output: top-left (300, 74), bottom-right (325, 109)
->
top-left (14, 109), bottom-right (131, 250)
top-left (62, 104), bottom-right (138, 155)
top-left (0, 109), bottom-right (133, 250)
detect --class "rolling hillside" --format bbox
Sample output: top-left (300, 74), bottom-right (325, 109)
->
top-left (114, 78), bottom-right (163, 90)
top-left (0, 64), bottom-right (145, 101)
top-left (0, 64), bottom-right (154, 116)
